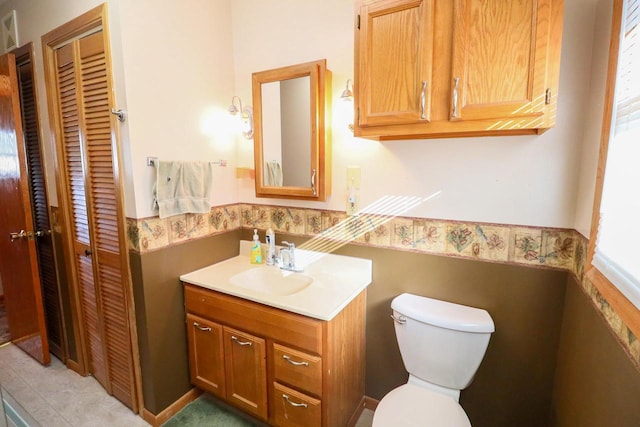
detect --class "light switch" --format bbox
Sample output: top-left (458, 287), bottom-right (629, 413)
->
top-left (346, 166), bottom-right (361, 216)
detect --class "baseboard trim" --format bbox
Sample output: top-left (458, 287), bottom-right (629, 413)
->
top-left (141, 388), bottom-right (201, 427)
top-left (363, 395), bottom-right (379, 411)
top-left (348, 397), bottom-right (366, 427)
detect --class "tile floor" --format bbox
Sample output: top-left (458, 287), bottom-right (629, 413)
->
top-left (0, 343), bottom-right (375, 427)
top-left (0, 343), bottom-right (148, 427)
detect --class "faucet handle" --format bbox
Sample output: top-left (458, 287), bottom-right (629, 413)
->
top-left (281, 241), bottom-right (295, 249)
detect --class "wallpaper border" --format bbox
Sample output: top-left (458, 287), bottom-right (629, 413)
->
top-left (118, 202), bottom-right (634, 370)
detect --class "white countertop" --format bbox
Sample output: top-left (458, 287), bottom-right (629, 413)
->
top-left (180, 241), bottom-right (372, 321)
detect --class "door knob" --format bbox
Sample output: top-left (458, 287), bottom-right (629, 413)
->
top-left (9, 230), bottom-right (27, 242)
top-left (34, 229), bottom-right (51, 237)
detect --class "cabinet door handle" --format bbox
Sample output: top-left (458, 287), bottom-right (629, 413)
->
top-left (452, 77), bottom-right (460, 119)
top-left (231, 335), bottom-right (253, 346)
top-left (283, 355), bottom-right (309, 367)
top-left (193, 322), bottom-right (211, 332)
top-left (420, 80), bottom-right (427, 120)
top-left (311, 169), bottom-right (317, 196)
top-left (282, 394), bottom-right (308, 408)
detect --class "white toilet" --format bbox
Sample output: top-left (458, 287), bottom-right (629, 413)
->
top-left (373, 293), bottom-right (495, 426)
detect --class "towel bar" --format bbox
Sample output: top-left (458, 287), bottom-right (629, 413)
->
top-left (146, 157), bottom-right (227, 167)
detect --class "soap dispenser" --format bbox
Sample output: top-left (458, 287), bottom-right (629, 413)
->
top-left (265, 228), bottom-right (275, 265)
top-left (250, 229), bottom-right (263, 264)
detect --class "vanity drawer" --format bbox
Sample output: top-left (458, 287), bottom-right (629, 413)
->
top-left (273, 382), bottom-right (321, 427)
top-left (273, 343), bottom-right (322, 396)
top-left (184, 284), bottom-right (323, 354)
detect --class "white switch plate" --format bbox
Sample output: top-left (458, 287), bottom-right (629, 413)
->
top-left (346, 166), bottom-right (361, 216)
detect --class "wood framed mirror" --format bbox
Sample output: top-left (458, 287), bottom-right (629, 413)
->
top-left (252, 59), bottom-right (331, 201)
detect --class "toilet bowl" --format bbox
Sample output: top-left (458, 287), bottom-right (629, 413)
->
top-left (372, 293), bottom-right (494, 426)
top-left (373, 383), bottom-right (471, 426)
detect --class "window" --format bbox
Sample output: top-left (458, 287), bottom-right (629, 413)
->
top-left (589, 0), bottom-right (640, 328)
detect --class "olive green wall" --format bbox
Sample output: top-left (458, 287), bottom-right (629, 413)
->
top-left (132, 231), bottom-right (640, 427)
top-left (129, 230), bottom-right (241, 414)
top-left (551, 276), bottom-right (640, 426)
top-left (242, 231), bottom-right (568, 427)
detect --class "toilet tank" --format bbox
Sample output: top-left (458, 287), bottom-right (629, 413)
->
top-left (391, 293), bottom-right (495, 391)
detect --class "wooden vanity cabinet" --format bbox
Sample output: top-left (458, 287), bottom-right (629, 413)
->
top-left (185, 313), bottom-right (268, 419)
top-left (183, 283), bottom-right (367, 427)
top-left (354, 0), bottom-right (564, 139)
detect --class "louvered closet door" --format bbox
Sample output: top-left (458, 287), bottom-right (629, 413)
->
top-left (53, 30), bottom-right (137, 410)
top-left (16, 48), bottom-right (65, 361)
top-left (55, 42), bottom-right (108, 388)
top-left (78, 32), bottom-right (136, 408)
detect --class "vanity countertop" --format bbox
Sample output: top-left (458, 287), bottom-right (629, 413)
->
top-left (180, 241), bottom-right (372, 321)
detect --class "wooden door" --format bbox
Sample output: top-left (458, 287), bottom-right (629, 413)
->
top-left (357, 0), bottom-right (435, 127)
top-left (450, 0), bottom-right (551, 121)
top-left (42, 5), bottom-right (140, 411)
top-left (223, 326), bottom-right (268, 420)
top-left (54, 40), bottom-right (109, 389)
top-left (15, 43), bottom-right (66, 362)
top-left (0, 52), bottom-right (50, 365)
top-left (186, 314), bottom-right (226, 398)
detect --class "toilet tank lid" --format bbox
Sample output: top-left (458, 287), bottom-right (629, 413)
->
top-left (391, 293), bottom-right (495, 333)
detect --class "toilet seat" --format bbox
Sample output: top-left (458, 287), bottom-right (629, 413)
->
top-left (372, 383), bottom-right (471, 427)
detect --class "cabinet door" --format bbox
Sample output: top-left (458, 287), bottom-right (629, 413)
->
top-left (450, 0), bottom-right (552, 121)
top-left (223, 326), bottom-right (268, 420)
top-left (186, 314), bottom-right (226, 398)
top-left (357, 0), bottom-right (435, 126)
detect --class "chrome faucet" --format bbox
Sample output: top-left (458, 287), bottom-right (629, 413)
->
top-left (279, 241), bottom-right (302, 272)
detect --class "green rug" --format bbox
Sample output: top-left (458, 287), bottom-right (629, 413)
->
top-left (162, 395), bottom-right (261, 427)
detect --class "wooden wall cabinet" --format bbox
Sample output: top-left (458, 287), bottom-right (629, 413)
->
top-left (354, 0), bottom-right (564, 140)
top-left (184, 284), bottom-right (366, 426)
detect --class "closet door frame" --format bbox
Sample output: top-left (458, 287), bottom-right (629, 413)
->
top-left (41, 4), bottom-right (142, 412)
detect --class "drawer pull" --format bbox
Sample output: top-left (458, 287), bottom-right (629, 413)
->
top-left (193, 322), bottom-right (211, 332)
top-left (282, 393), bottom-right (307, 408)
top-left (231, 336), bottom-right (253, 346)
top-left (283, 355), bottom-right (309, 367)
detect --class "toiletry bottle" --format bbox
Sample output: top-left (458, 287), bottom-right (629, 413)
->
top-left (250, 229), bottom-right (263, 264)
top-left (266, 228), bottom-right (275, 265)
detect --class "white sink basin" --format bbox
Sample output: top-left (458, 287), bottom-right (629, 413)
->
top-left (229, 267), bottom-right (313, 296)
top-left (180, 241), bottom-right (372, 320)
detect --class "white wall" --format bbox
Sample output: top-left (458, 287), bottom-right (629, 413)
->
top-left (232, 0), bottom-right (598, 228)
top-left (117, 0), bottom-right (237, 217)
top-left (573, 0), bottom-right (613, 237)
top-left (2, 0), bottom-right (607, 230)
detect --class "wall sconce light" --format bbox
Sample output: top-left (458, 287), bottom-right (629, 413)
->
top-left (340, 79), bottom-right (355, 132)
top-left (340, 79), bottom-right (354, 101)
top-left (229, 95), bottom-right (254, 139)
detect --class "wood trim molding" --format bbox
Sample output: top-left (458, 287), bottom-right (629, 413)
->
top-left (141, 388), bottom-right (202, 427)
top-left (587, 268), bottom-right (640, 344)
top-left (363, 395), bottom-right (379, 411)
top-left (586, 0), bottom-right (623, 268)
top-left (584, 0), bottom-right (640, 355)
top-left (41, 4), bottom-right (105, 47)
